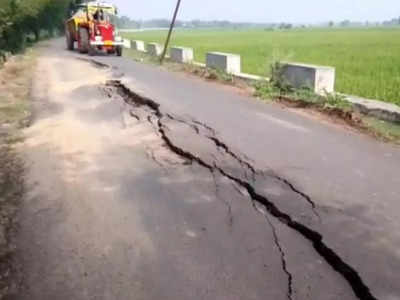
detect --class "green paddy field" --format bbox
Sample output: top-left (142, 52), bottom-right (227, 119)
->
top-left (123, 28), bottom-right (400, 105)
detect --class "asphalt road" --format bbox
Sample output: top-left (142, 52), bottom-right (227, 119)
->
top-left (12, 39), bottom-right (400, 300)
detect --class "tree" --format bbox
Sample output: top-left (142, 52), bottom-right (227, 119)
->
top-left (279, 23), bottom-right (293, 30)
top-left (340, 20), bottom-right (351, 27)
top-left (0, 0), bottom-right (72, 51)
top-left (114, 15), bottom-right (140, 29)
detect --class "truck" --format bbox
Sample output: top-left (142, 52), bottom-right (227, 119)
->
top-left (65, 1), bottom-right (124, 56)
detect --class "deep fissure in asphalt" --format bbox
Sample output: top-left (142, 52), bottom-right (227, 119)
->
top-left (264, 214), bottom-right (294, 300)
top-left (106, 80), bottom-right (377, 300)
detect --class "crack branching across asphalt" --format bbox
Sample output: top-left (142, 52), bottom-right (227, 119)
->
top-left (105, 80), bottom-right (377, 300)
top-left (265, 214), bottom-right (293, 300)
top-left (211, 170), bottom-right (234, 230)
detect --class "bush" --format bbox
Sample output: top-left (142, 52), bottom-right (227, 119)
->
top-left (255, 60), bottom-right (352, 110)
top-left (0, 0), bottom-right (71, 53)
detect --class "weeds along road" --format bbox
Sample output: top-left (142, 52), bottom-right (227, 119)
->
top-left (12, 39), bottom-right (400, 300)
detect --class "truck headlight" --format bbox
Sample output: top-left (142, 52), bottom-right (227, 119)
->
top-left (115, 36), bottom-right (122, 42)
top-left (95, 36), bottom-right (103, 41)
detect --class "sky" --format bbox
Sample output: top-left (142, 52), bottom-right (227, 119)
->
top-left (111, 0), bottom-right (400, 23)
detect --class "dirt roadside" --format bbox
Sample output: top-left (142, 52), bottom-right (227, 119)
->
top-left (0, 47), bottom-right (37, 298)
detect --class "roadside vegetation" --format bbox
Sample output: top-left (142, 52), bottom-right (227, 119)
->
top-left (253, 63), bottom-right (400, 143)
top-left (254, 81), bottom-right (400, 144)
top-left (123, 28), bottom-right (400, 106)
top-left (255, 61), bottom-right (351, 109)
top-left (0, 0), bottom-right (70, 55)
top-left (0, 47), bottom-right (37, 298)
top-left (0, 1), bottom-right (71, 293)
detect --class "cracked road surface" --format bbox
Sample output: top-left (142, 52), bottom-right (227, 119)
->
top-left (12, 39), bottom-right (400, 300)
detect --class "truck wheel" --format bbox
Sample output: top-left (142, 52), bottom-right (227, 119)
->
top-left (78, 27), bottom-right (89, 53)
top-left (66, 31), bottom-right (74, 51)
top-left (116, 46), bottom-right (123, 57)
top-left (88, 46), bottom-right (96, 56)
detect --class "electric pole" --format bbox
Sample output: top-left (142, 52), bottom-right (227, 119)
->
top-left (160, 0), bottom-right (182, 64)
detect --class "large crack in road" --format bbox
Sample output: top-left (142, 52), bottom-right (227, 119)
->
top-left (105, 79), bottom-right (377, 300)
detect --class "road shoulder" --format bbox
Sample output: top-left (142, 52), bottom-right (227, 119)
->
top-left (0, 47), bottom-right (37, 298)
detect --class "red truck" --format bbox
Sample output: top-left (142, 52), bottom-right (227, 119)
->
top-left (65, 1), bottom-right (124, 56)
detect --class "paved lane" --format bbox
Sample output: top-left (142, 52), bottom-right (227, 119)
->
top-left (13, 41), bottom-right (356, 300)
top-left (89, 42), bottom-right (400, 299)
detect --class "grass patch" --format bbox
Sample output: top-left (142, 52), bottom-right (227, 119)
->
top-left (363, 117), bottom-right (400, 143)
top-left (0, 48), bottom-right (37, 130)
top-left (0, 102), bottom-right (30, 124)
top-left (254, 79), bottom-right (400, 143)
top-left (123, 28), bottom-right (400, 106)
top-left (254, 62), bottom-right (352, 111)
top-left (263, 86), bottom-right (351, 110)
top-left (0, 47), bottom-right (36, 298)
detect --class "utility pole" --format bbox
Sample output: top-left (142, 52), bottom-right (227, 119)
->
top-left (160, 0), bottom-right (182, 64)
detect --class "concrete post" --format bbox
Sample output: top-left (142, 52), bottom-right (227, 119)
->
top-left (280, 62), bottom-right (335, 95)
top-left (132, 40), bottom-right (146, 52)
top-left (206, 52), bottom-right (241, 74)
top-left (170, 47), bottom-right (194, 63)
top-left (123, 39), bottom-right (131, 49)
top-left (147, 43), bottom-right (163, 57)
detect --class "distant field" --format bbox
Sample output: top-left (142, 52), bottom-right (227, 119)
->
top-left (123, 28), bottom-right (400, 105)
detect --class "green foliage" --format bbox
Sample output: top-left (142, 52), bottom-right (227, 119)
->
top-left (291, 86), bottom-right (321, 103)
top-left (0, 0), bottom-right (71, 52)
top-left (323, 91), bottom-right (351, 109)
top-left (363, 117), bottom-right (400, 142)
top-left (113, 15), bottom-right (140, 29)
top-left (255, 66), bottom-right (352, 110)
top-left (270, 61), bottom-right (292, 93)
top-left (123, 28), bottom-right (400, 106)
top-left (253, 81), bottom-right (280, 99)
top-left (206, 67), bottom-right (234, 82)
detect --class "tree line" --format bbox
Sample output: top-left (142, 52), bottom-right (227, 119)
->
top-left (2, 0), bottom-right (399, 54)
top-left (115, 15), bottom-right (400, 30)
top-left (114, 17), bottom-right (280, 30)
top-left (0, 0), bottom-right (71, 53)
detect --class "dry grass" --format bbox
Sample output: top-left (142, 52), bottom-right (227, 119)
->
top-left (0, 50), bottom-right (36, 127)
top-left (363, 117), bottom-right (400, 144)
top-left (0, 48), bottom-right (37, 298)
